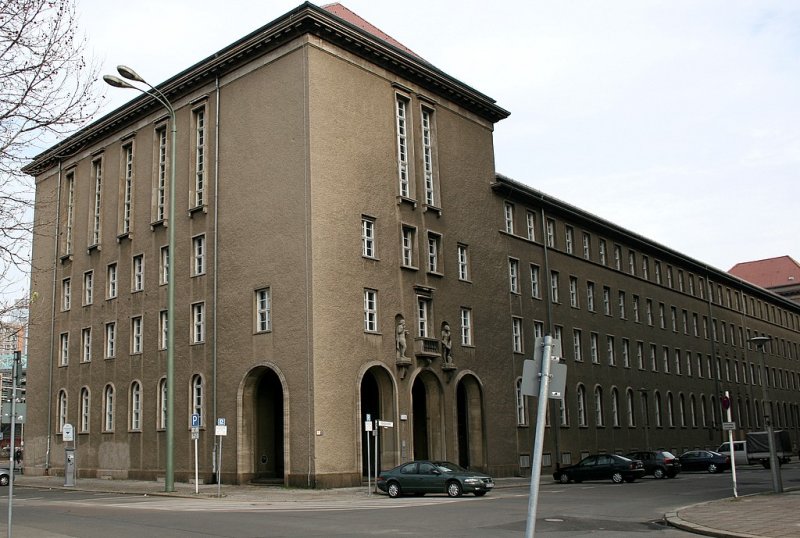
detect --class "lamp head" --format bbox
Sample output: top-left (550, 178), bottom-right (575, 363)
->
top-left (117, 65), bottom-right (145, 83)
top-left (748, 336), bottom-right (772, 349)
top-left (103, 75), bottom-right (135, 89)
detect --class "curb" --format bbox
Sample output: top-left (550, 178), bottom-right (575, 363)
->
top-left (664, 511), bottom-right (762, 538)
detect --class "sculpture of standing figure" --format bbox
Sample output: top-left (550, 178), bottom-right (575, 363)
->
top-left (441, 321), bottom-right (453, 364)
top-left (396, 316), bottom-right (408, 360)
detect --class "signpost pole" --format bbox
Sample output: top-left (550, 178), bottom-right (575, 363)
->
top-left (724, 392), bottom-right (738, 498)
top-left (365, 414), bottom-right (372, 496)
top-left (374, 421), bottom-right (379, 493)
top-left (526, 335), bottom-right (554, 538)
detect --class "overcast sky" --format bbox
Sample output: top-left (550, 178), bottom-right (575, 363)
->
top-left (79, 0), bottom-right (799, 273)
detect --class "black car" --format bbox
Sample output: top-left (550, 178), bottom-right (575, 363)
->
top-left (678, 450), bottom-right (730, 473)
top-left (377, 460), bottom-right (494, 498)
top-left (625, 450), bottom-right (681, 479)
top-left (553, 454), bottom-right (645, 484)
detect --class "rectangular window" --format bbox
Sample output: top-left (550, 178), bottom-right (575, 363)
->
top-left (427, 232), bottom-right (441, 273)
top-left (105, 322), bottom-right (116, 358)
top-left (362, 217), bottom-right (376, 258)
top-left (81, 327), bottom-right (92, 362)
top-left (60, 333), bottom-right (69, 366)
top-left (650, 344), bottom-right (658, 371)
top-left (160, 246), bottom-right (169, 285)
top-left (256, 288), bottom-right (271, 333)
top-left (401, 226), bottom-right (415, 267)
top-left (637, 341), bottom-right (644, 369)
top-left (573, 329), bottom-right (583, 361)
top-left (654, 261), bottom-right (662, 284)
top-left (526, 211), bottom-right (536, 241)
top-left (512, 317), bottom-right (523, 353)
top-left (363, 290), bottom-right (378, 333)
top-left (586, 282), bottom-right (595, 311)
top-left (509, 258), bottom-right (520, 293)
top-left (569, 276), bottom-right (579, 307)
top-left (516, 379), bottom-right (528, 426)
top-left (590, 332), bottom-right (599, 363)
top-left (421, 107), bottom-right (437, 207)
top-left (550, 271), bottom-right (559, 303)
top-left (90, 158), bottom-right (103, 247)
top-left (80, 388), bottom-right (90, 433)
top-left (632, 295), bottom-right (640, 322)
top-left (598, 239), bottom-right (607, 265)
top-left (104, 387), bottom-right (114, 432)
top-left (155, 126), bottom-right (167, 221)
top-left (159, 310), bottom-right (168, 350)
top-left (131, 316), bottom-right (143, 354)
top-left (533, 321), bottom-right (544, 338)
top-left (582, 232), bottom-right (591, 259)
top-left (530, 264), bottom-right (541, 298)
top-left (666, 266), bottom-right (673, 288)
top-left (192, 235), bottom-right (206, 276)
top-left (193, 107), bottom-right (206, 207)
top-left (417, 297), bottom-right (431, 337)
top-left (62, 278), bottom-right (71, 311)
top-left (671, 306), bottom-right (677, 332)
top-left (546, 218), bottom-right (555, 247)
top-left (64, 171), bottom-right (75, 254)
top-left (675, 349), bottom-right (682, 375)
top-left (121, 143), bottom-right (134, 235)
top-left (564, 225), bottom-right (574, 254)
top-left (132, 254), bottom-right (144, 292)
top-left (395, 96), bottom-right (410, 198)
top-left (107, 263), bottom-right (117, 299)
top-left (460, 308), bottom-right (472, 346)
top-left (130, 383), bottom-right (141, 431)
top-left (646, 299), bottom-right (653, 325)
top-left (192, 302), bottom-right (205, 343)
top-left (628, 251), bottom-right (636, 275)
top-left (613, 244), bottom-right (622, 270)
top-left (607, 335), bottom-right (616, 366)
top-left (662, 346), bottom-right (670, 373)
top-left (641, 255), bottom-right (649, 280)
top-left (618, 291), bottom-right (626, 319)
top-left (659, 302), bottom-right (666, 329)
top-left (504, 202), bottom-right (514, 234)
top-left (457, 244), bottom-right (469, 281)
top-left (603, 286), bottom-right (611, 315)
top-left (83, 271), bottom-right (93, 305)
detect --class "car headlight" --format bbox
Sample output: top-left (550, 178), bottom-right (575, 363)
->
top-left (464, 478), bottom-right (482, 485)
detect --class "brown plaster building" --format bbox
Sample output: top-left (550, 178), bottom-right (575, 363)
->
top-left (23, 3), bottom-right (800, 487)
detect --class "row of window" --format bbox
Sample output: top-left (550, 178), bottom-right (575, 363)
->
top-left (62, 106), bottom-right (207, 257)
top-left (502, 201), bottom-right (800, 332)
top-left (509, 261), bottom-right (799, 361)
top-left (395, 93), bottom-right (440, 210)
top-left (515, 383), bottom-right (800, 432)
top-left (58, 289), bottom-right (272, 364)
top-left (56, 374), bottom-right (206, 434)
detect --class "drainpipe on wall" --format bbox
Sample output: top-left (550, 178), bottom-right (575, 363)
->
top-left (212, 76), bottom-right (221, 479)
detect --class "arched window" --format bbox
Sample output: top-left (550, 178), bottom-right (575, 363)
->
top-left (610, 387), bottom-right (620, 427)
top-left (700, 394), bottom-right (708, 428)
top-left (577, 384), bottom-right (587, 427)
top-left (745, 398), bottom-right (751, 429)
top-left (690, 394), bottom-right (697, 427)
top-left (594, 386), bottom-right (604, 426)
top-left (79, 387), bottom-right (90, 433)
top-left (679, 393), bottom-right (686, 427)
top-left (559, 389), bottom-right (569, 426)
top-left (158, 378), bottom-right (167, 429)
top-left (58, 390), bottom-right (68, 432)
top-left (626, 388), bottom-right (635, 427)
top-left (754, 400), bottom-right (761, 428)
top-left (710, 395), bottom-right (719, 426)
top-left (667, 392), bottom-right (674, 427)
top-left (654, 391), bottom-right (662, 427)
top-left (191, 374), bottom-right (204, 427)
top-left (130, 381), bottom-right (142, 431)
top-left (515, 378), bottom-right (528, 426)
top-left (103, 384), bottom-right (114, 432)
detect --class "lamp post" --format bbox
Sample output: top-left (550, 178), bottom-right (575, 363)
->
top-left (749, 336), bottom-right (782, 493)
top-left (638, 388), bottom-right (650, 450)
top-left (104, 67), bottom-right (176, 493)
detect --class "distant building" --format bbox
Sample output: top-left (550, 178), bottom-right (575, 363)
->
top-left (729, 256), bottom-right (800, 304)
top-left (22, 2), bottom-right (800, 487)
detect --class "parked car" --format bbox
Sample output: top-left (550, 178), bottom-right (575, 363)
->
top-left (553, 454), bottom-right (645, 484)
top-left (625, 450), bottom-right (681, 479)
top-left (377, 460), bottom-right (494, 498)
top-left (678, 450), bottom-right (730, 473)
top-left (0, 468), bottom-right (9, 486)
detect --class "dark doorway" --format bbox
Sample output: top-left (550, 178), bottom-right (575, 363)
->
top-left (457, 382), bottom-right (470, 468)
top-left (412, 378), bottom-right (429, 460)
top-left (360, 370), bottom-right (380, 476)
top-left (254, 369), bottom-right (284, 479)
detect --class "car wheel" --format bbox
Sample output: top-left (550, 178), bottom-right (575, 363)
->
top-left (611, 472), bottom-right (624, 484)
top-left (0, 475), bottom-right (8, 487)
top-left (707, 463), bottom-right (718, 474)
top-left (559, 473), bottom-right (570, 484)
top-left (474, 491), bottom-right (487, 497)
top-left (447, 481), bottom-right (463, 498)
top-left (653, 468), bottom-right (666, 479)
top-left (387, 481), bottom-right (401, 498)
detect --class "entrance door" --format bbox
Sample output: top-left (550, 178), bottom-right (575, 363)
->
top-left (254, 369), bottom-right (284, 479)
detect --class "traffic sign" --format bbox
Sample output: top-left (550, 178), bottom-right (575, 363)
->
top-left (722, 421), bottom-right (736, 431)
top-left (191, 414), bottom-right (200, 428)
top-left (63, 423), bottom-right (74, 442)
top-left (721, 396), bottom-right (731, 410)
top-left (377, 420), bottom-right (394, 428)
top-left (217, 417), bottom-right (226, 426)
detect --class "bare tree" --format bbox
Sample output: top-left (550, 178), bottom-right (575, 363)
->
top-left (0, 0), bottom-right (100, 311)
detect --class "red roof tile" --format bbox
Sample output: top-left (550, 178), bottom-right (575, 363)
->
top-left (322, 3), bottom-right (421, 59)
top-left (728, 256), bottom-right (800, 289)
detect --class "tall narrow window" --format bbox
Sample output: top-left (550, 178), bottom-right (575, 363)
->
top-left (526, 211), bottom-right (536, 240)
top-left (598, 239), bottom-right (607, 265)
top-left (362, 217), bottom-right (376, 258)
top-left (607, 335), bottom-right (616, 366)
top-left (545, 218), bottom-right (555, 247)
top-left (586, 282), bottom-right (595, 311)
top-left (530, 265), bottom-right (541, 298)
top-left (159, 310), bottom-right (168, 350)
top-left (64, 171), bottom-right (75, 254)
top-left (401, 226), bottom-right (415, 267)
top-left (508, 258), bottom-right (520, 293)
top-left (622, 338), bottom-right (630, 368)
top-left (105, 322), bottom-right (116, 359)
top-left (633, 295), bottom-right (640, 322)
top-left (569, 276), bottom-right (579, 307)
top-left (59, 333), bottom-right (69, 366)
top-left (193, 107), bottom-right (206, 207)
top-left (121, 143), bottom-right (134, 234)
top-left (192, 302), bottom-right (205, 343)
top-left (427, 232), bottom-right (441, 273)
top-left (564, 225), bottom-right (574, 254)
top-left (256, 288), bottom-right (271, 332)
top-left (550, 271), bottom-right (559, 303)
top-left (104, 385), bottom-right (114, 432)
top-left (512, 317), bottom-right (523, 353)
top-left (417, 297), bottom-right (431, 337)
top-left (160, 246), bottom-right (169, 285)
top-left (131, 316), bottom-right (143, 354)
top-left (90, 158), bottom-right (103, 247)
top-left (83, 271), bottom-right (93, 305)
top-left (364, 289), bottom-right (378, 333)
top-left (460, 308), bottom-right (472, 346)
top-left (421, 108), bottom-right (437, 207)
top-left (603, 286), bottom-right (611, 315)
top-left (627, 389), bottom-right (636, 427)
top-left (395, 96), bottom-right (409, 197)
top-left (582, 232), bottom-right (591, 259)
top-left (594, 387), bottom-right (604, 426)
top-left (457, 244), bottom-right (469, 281)
top-left (80, 387), bottom-right (90, 432)
top-left (618, 291), bottom-right (626, 318)
top-left (155, 127), bottom-right (167, 221)
top-left (573, 329), bottom-right (583, 361)
top-left (577, 385), bottom-right (587, 427)
top-left (192, 235), bottom-right (205, 276)
top-left (62, 278), bottom-right (71, 311)
top-left (158, 378), bottom-right (167, 429)
top-left (58, 390), bottom-right (68, 432)
top-left (613, 244), bottom-right (622, 270)
top-left (132, 254), bottom-right (144, 291)
top-left (504, 202), bottom-right (514, 234)
top-left (516, 378), bottom-right (528, 426)
top-left (191, 374), bottom-right (204, 426)
top-left (590, 332), bottom-right (599, 363)
top-left (130, 381), bottom-right (142, 431)
top-left (81, 327), bottom-right (92, 362)
top-left (107, 263), bottom-right (118, 299)
top-left (611, 388), bottom-right (620, 427)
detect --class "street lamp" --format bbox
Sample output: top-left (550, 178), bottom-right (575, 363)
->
top-left (104, 66), bottom-right (176, 493)
top-left (638, 388), bottom-right (650, 450)
top-left (748, 336), bottom-right (782, 493)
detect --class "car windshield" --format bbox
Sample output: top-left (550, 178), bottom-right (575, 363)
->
top-left (434, 461), bottom-right (468, 473)
top-left (662, 451), bottom-right (676, 458)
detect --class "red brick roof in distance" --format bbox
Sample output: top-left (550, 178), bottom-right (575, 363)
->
top-left (322, 3), bottom-right (422, 59)
top-left (728, 256), bottom-right (800, 289)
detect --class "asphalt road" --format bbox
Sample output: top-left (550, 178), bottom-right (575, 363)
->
top-left (1, 464), bottom-right (797, 537)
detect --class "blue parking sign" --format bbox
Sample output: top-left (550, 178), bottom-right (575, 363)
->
top-left (191, 414), bottom-right (200, 428)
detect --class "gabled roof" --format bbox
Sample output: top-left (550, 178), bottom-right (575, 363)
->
top-left (729, 256), bottom-right (800, 290)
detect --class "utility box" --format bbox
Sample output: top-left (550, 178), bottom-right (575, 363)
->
top-left (64, 447), bottom-right (75, 487)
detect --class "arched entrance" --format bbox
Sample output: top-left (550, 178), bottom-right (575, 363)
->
top-left (359, 365), bottom-right (396, 476)
top-left (411, 370), bottom-right (444, 461)
top-left (240, 366), bottom-right (285, 482)
top-left (456, 374), bottom-right (485, 470)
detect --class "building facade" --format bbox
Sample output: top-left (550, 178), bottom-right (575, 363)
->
top-left (23, 3), bottom-right (800, 487)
